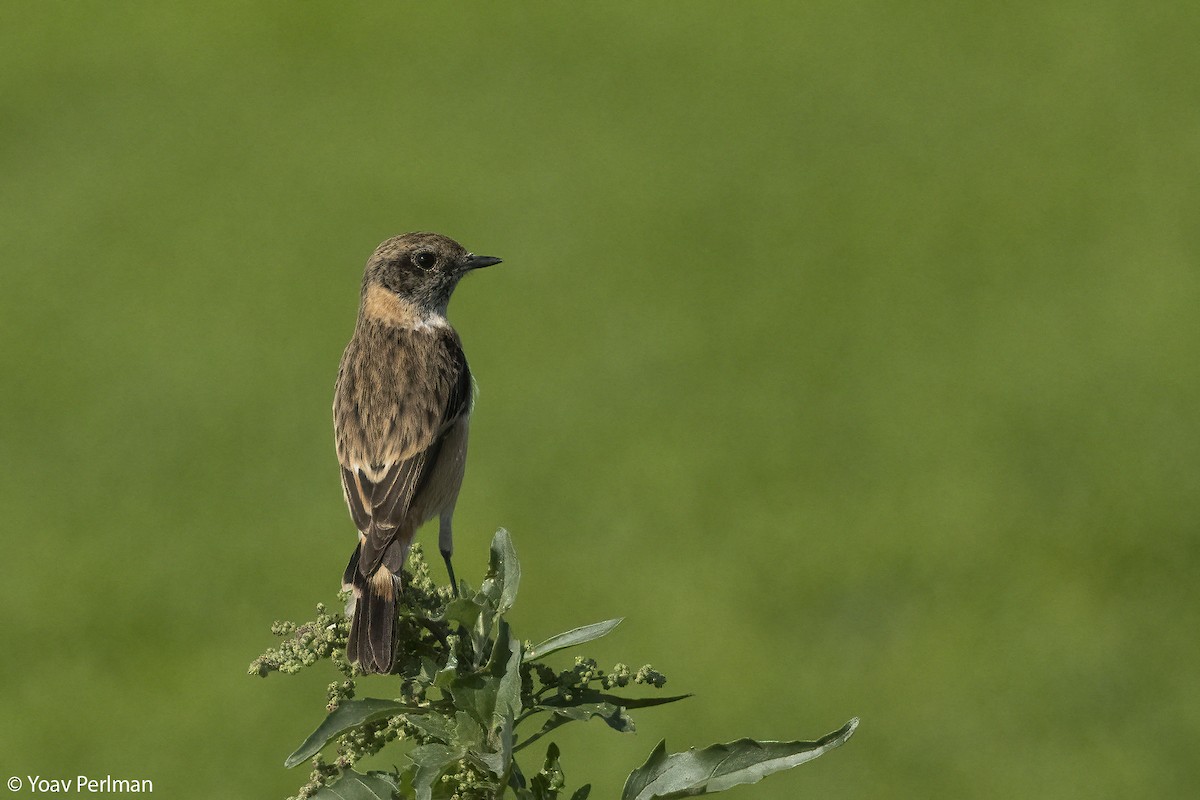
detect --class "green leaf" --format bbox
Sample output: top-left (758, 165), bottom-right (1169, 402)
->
top-left (620, 718), bottom-right (859, 800)
top-left (516, 690), bottom-right (690, 753)
top-left (528, 618), bottom-right (624, 662)
top-left (440, 595), bottom-right (486, 630)
top-left (449, 619), bottom-right (522, 732)
top-left (409, 743), bottom-right (466, 800)
top-left (454, 710), bottom-right (486, 748)
top-left (610, 693), bottom-right (693, 709)
top-left (556, 690), bottom-right (691, 710)
top-left (530, 742), bottom-right (566, 800)
top-left (513, 712), bottom-right (574, 754)
top-left (527, 618), bottom-right (623, 660)
top-left (449, 672), bottom-right (499, 731)
top-left (408, 713), bottom-right (456, 745)
top-left (434, 645), bottom-right (460, 690)
top-left (307, 769), bottom-right (398, 799)
top-left (417, 656), bottom-right (441, 688)
top-left (570, 787), bottom-right (592, 800)
top-left (620, 742), bottom-right (664, 800)
top-left (468, 706), bottom-right (514, 779)
top-left (515, 702), bottom-right (635, 754)
top-left (396, 764), bottom-right (416, 797)
top-left (479, 528), bottom-right (520, 613)
top-left (490, 620), bottom-right (523, 722)
top-left (555, 702), bottom-right (636, 732)
top-left (507, 754), bottom-right (529, 795)
top-left (468, 747), bottom-right (506, 782)
top-left (285, 699), bottom-right (422, 768)
top-left (543, 690), bottom-right (693, 711)
top-left (497, 710), bottom-right (515, 777)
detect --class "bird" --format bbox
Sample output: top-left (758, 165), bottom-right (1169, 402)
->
top-left (333, 232), bottom-right (501, 674)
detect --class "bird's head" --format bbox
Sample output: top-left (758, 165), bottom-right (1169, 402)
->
top-left (362, 232), bottom-right (501, 317)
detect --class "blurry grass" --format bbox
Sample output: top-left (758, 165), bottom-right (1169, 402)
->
top-left (2, 2), bottom-right (1198, 798)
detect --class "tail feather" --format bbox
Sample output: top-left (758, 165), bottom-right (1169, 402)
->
top-left (347, 580), bottom-right (395, 674)
top-left (363, 585), bottom-right (395, 671)
top-left (342, 547), bottom-right (360, 589)
top-left (345, 549), bottom-right (397, 674)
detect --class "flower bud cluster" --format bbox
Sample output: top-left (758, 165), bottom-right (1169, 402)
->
top-left (334, 714), bottom-right (411, 767)
top-left (520, 652), bottom-right (669, 704)
top-left (248, 602), bottom-right (351, 677)
top-left (325, 680), bottom-right (355, 713)
top-left (440, 761), bottom-right (494, 800)
top-left (399, 544), bottom-right (455, 614)
top-left (287, 754), bottom-right (338, 800)
top-left (635, 664), bottom-right (667, 688)
top-left (250, 547), bottom-right (454, 681)
top-left (603, 662), bottom-right (631, 689)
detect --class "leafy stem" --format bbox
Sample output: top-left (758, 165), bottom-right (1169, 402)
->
top-left (251, 530), bottom-right (857, 799)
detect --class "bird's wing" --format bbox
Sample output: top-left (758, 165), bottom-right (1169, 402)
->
top-left (337, 330), bottom-right (472, 576)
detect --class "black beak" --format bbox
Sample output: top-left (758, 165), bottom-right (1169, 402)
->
top-left (463, 254), bottom-right (503, 271)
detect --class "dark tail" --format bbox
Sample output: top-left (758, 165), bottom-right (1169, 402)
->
top-left (343, 548), bottom-right (396, 674)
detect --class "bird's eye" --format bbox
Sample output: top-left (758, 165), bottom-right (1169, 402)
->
top-left (413, 251), bottom-right (437, 269)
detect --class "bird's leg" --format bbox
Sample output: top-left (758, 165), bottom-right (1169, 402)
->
top-left (442, 551), bottom-right (460, 598)
top-left (439, 516), bottom-right (460, 597)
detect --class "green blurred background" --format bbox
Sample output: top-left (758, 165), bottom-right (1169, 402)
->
top-left (3, 3), bottom-right (1197, 797)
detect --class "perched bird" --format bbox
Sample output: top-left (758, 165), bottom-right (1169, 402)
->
top-left (333, 232), bottom-right (501, 673)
